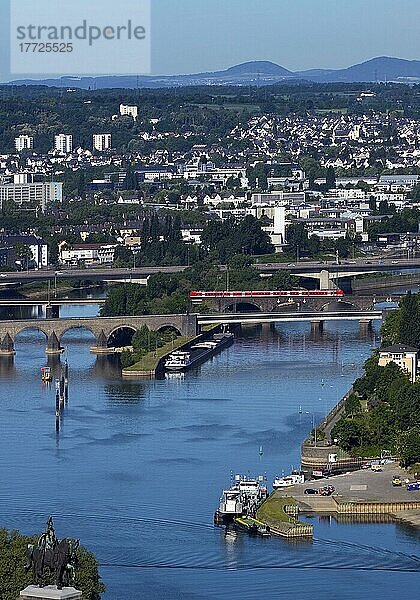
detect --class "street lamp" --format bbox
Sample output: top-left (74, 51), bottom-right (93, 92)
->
top-left (300, 408), bottom-right (317, 447)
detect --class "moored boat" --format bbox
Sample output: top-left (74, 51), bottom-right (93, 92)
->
top-left (273, 470), bottom-right (305, 489)
top-left (41, 366), bottom-right (53, 383)
top-left (165, 332), bottom-right (234, 373)
top-left (164, 351), bottom-right (192, 372)
top-left (214, 474), bottom-right (268, 527)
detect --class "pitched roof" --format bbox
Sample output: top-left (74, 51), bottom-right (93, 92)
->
top-left (380, 343), bottom-right (418, 353)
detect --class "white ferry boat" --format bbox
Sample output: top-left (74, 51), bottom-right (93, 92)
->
top-left (273, 471), bottom-right (305, 489)
top-left (214, 474), bottom-right (268, 525)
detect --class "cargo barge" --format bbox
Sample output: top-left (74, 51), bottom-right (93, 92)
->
top-left (165, 332), bottom-right (233, 372)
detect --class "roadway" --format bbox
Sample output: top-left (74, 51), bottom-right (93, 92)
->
top-left (197, 310), bottom-right (383, 325)
top-left (0, 299), bottom-right (105, 306)
top-left (0, 257), bottom-right (419, 284)
top-left (257, 257), bottom-right (420, 275)
top-left (0, 266), bottom-right (186, 284)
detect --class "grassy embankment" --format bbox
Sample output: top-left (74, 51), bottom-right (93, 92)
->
top-left (124, 336), bottom-right (191, 373)
top-left (123, 324), bottom-right (220, 374)
top-left (257, 493), bottom-right (310, 530)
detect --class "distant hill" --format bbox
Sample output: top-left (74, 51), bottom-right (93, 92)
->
top-left (6, 56), bottom-right (420, 89)
top-left (223, 61), bottom-right (293, 76)
top-left (299, 57), bottom-right (420, 83)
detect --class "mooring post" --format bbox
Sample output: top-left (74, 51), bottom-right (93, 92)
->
top-left (55, 381), bottom-right (60, 432)
top-left (64, 359), bottom-right (69, 402)
top-left (59, 375), bottom-right (65, 409)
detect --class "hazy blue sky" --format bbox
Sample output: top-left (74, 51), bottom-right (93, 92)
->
top-left (2, 0), bottom-right (420, 79)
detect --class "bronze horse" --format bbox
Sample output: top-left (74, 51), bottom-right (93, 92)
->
top-left (26, 538), bottom-right (79, 589)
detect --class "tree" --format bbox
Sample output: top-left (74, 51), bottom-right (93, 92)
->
top-left (398, 428), bottom-right (420, 467)
top-left (286, 223), bottom-right (308, 257)
top-left (113, 245), bottom-right (134, 268)
top-left (345, 393), bottom-right (362, 418)
top-left (335, 237), bottom-right (351, 259)
top-left (398, 293), bottom-right (420, 347)
top-left (123, 163), bottom-right (138, 191)
top-left (331, 417), bottom-right (368, 451)
top-left (14, 243), bottom-right (33, 270)
top-left (325, 166), bottom-right (336, 190)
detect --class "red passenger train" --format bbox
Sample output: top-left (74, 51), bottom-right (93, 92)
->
top-left (190, 289), bottom-right (344, 299)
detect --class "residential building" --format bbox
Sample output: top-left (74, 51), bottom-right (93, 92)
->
top-left (0, 182), bottom-right (62, 212)
top-left (379, 344), bottom-right (418, 383)
top-left (120, 104), bottom-right (138, 120)
top-left (0, 235), bottom-right (48, 269)
top-left (93, 134), bottom-right (112, 151)
top-left (15, 135), bottom-right (34, 152)
top-left (54, 134), bottom-right (73, 153)
top-left (59, 243), bottom-right (116, 266)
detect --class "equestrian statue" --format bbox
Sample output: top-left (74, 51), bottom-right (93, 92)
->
top-left (25, 517), bottom-right (80, 589)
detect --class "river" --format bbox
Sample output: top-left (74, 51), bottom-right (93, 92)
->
top-left (0, 300), bottom-right (419, 599)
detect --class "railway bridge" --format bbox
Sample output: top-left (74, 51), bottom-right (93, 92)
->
top-left (190, 290), bottom-right (397, 313)
top-left (0, 314), bottom-right (198, 356)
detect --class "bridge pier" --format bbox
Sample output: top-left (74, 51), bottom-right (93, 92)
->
top-left (46, 331), bottom-right (64, 355)
top-left (0, 332), bottom-right (15, 356)
top-left (46, 304), bottom-right (60, 319)
top-left (310, 319), bottom-right (324, 337)
top-left (359, 319), bottom-right (373, 337)
top-left (90, 329), bottom-right (114, 355)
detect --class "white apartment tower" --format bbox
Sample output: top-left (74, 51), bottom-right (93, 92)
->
top-left (93, 133), bottom-right (112, 151)
top-left (15, 135), bottom-right (34, 152)
top-left (54, 134), bottom-right (73, 153)
top-left (120, 104), bottom-right (138, 120)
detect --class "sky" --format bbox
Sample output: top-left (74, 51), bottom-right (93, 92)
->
top-left (1, 0), bottom-right (420, 80)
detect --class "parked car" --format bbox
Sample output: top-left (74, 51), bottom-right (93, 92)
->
top-left (407, 482), bottom-right (420, 491)
top-left (319, 485), bottom-right (335, 496)
top-left (392, 476), bottom-right (402, 487)
top-left (371, 464), bottom-right (382, 472)
top-left (304, 488), bottom-right (318, 494)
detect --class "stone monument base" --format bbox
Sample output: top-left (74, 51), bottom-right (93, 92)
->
top-left (20, 586), bottom-right (82, 600)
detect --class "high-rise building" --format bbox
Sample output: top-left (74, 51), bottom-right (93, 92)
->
top-left (54, 134), bottom-right (73, 153)
top-left (15, 135), bottom-right (34, 152)
top-left (0, 181), bottom-right (63, 212)
top-left (120, 104), bottom-right (138, 120)
top-left (93, 133), bottom-right (112, 151)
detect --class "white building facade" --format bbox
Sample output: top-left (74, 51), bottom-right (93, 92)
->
top-left (93, 134), bottom-right (112, 151)
top-left (15, 135), bottom-right (34, 152)
top-left (54, 134), bottom-right (73, 153)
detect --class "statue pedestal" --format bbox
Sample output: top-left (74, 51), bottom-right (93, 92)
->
top-left (20, 586), bottom-right (82, 600)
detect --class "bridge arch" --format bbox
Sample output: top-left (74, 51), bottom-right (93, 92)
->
top-left (320, 300), bottom-right (359, 312)
top-left (14, 325), bottom-right (49, 341)
top-left (107, 325), bottom-right (137, 348)
top-left (156, 324), bottom-right (182, 336)
top-left (224, 301), bottom-right (262, 313)
top-left (59, 324), bottom-right (97, 341)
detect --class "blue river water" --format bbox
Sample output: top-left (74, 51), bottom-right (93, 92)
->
top-left (0, 309), bottom-right (419, 599)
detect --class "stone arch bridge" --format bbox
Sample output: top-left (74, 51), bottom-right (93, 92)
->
top-left (207, 294), bottom-right (390, 314)
top-left (0, 314), bottom-right (198, 355)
